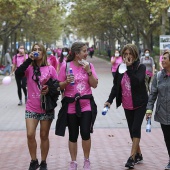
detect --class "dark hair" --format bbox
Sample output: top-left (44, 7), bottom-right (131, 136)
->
top-left (144, 49), bottom-right (150, 53)
top-left (67, 42), bottom-right (86, 62)
top-left (59, 47), bottom-right (70, 63)
top-left (121, 44), bottom-right (139, 61)
top-left (163, 50), bottom-right (170, 61)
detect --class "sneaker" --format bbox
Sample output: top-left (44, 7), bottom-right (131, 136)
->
top-left (68, 161), bottom-right (77, 170)
top-left (28, 159), bottom-right (39, 170)
top-left (134, 153), bottom-right (143, 164)
top-left (165, 161), bottom-right (170, 170)
top-left (39, 161), bottom-right (47, 170)
top-left (83, 159), bottom-right (90, 170)
top-left (125, 156), bottom-right (135, 169)
top-left (18, 100), bottom-right (22, 106)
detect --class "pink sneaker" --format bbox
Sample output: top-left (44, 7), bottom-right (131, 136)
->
top-left (68, 161), bottom-right (77, 170)
top-left (83, 159), bottom-right (90, 170)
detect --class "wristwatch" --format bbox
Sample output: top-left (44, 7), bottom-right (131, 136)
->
top-left (87, 71), bottom-right (92, 76)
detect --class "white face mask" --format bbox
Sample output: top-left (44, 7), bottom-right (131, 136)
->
top-left (115, 53), bottom-right (119, 57)
top-left (63, 52), bottom-right (68, 56)
top-left (145, 53), bottom-right (149, 57)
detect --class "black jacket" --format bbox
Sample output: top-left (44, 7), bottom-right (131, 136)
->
top-left (55, 94), bottom-right (97, 136)
top-left (107, 60), bottom-right (148, 108)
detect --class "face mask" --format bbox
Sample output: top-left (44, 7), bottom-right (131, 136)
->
top-left (19, 49), bottom-right (24, 53)
top-left (63, 52), bottom-right (68, 56)
top-left (115, 53), bottom-right (119, 57)
top-left (47, 51), bottom-right (52, 55)
top-left (145, 53), bottom-right (149, 57)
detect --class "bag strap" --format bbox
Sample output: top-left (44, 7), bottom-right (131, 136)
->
top-left (66, 62), bottom-right (70, 75)
top-left (157, 71), bottom-right (161, 87)
top-left (65, 61), bottom-right (91, 74)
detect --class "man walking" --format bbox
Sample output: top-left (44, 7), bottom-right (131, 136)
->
top-left (3, 49), bottom-right (12, 75)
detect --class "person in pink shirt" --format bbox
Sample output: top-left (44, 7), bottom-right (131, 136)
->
top-left (55, 42), bottom-right (98, 170)
top-left (46, 47), bottom-right (58, 71)
top-left (11, 44), bottom-right (28, 105)
top-left (111, 49), bottom-right (123, 77)
top-left (57, 47), bottom-right (70, 74)
top-left (104, 44), bottom-right (148, 169)
top-left (15, 43), bottom-right (59, 170)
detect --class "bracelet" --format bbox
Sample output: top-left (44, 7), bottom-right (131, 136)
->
top-left (146, 110), bottom-right (152, 114)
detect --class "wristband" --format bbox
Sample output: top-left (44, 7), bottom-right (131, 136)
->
top-left (146, 110), bottom-right (152, 114)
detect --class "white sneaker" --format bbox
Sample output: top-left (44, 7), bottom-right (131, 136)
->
top-left (83, 159), bottom-right (90, 170)
top-left (68, 161), bottom-right (77, 170)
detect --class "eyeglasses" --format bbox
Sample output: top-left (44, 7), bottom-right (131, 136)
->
top-left (33, 48), bottom-right (42, 51)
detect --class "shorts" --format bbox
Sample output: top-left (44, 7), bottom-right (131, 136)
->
top-left (25, 110), bottom-right (55, 120)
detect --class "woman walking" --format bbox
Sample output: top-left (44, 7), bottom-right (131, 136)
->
top-left (104, 44), bottom-right (148, 169)
top-left (55, 42), bottom-right (98, 170)
top-left (146, 50), bottom-right (170, 170)
top-left (11, 44), bottom-right (28, 105)
top-left (15, 43), bottom-right (59, 170)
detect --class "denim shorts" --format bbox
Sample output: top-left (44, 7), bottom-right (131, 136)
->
top-left (25, 110), bottom-right (55, 120)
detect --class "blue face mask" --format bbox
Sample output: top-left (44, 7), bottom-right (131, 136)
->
top-left (47, 51), bottom-right (52, 55)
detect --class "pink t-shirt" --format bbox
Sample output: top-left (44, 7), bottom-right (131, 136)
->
top-left (121, 72), bottom-right (134, 110)
top-left (111, 56), bottom-right (123, 72)
top-left (58, 57), bottom-right (67, 68)
top-left (12, 54), bottom-right (28, 68)
top-left (47, 55), bottom-right (58, 70)
top-left (58, 61), bottom-right (98, 114)
top-left (25, 65), bottom-right (58, 113)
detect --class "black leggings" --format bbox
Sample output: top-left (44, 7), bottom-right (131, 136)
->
top-left (15, 75), bottom-right (27, 100)
top-left (67, 111), bottom-right (92, 142)
top-left (161, 124), bottom-right (170, 157)
top-left (124, 105), bottom-right (146, 139)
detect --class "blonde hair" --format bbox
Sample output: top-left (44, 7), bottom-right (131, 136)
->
top-left (121, 44), bottom-right (139, 61)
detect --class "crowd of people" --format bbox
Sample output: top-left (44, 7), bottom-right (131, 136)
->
top-left (1, 42), bottom-right (170, 170)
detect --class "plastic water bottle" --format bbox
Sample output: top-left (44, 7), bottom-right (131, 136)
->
top-left (69, 68), bottom-right (74, 85)
top-left (146, 117), bottom-right (151, 132)
top-left (102, 106), bottom-right (109, 115)
top-left (34, 52), bottom-right (39, 57)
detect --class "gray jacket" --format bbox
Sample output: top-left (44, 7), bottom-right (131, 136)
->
top-left (147, 69), bottom-right (170, 125)
top-left (4, 52), bottom-right (11, 65)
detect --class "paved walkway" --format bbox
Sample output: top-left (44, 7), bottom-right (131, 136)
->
top-left (0, 56), bottom-right (168, 170)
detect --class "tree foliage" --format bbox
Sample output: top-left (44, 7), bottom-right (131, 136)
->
top-left (0, 0), bottom-right (64, 54)
top-left (66, 0), bottom-right (170, 51)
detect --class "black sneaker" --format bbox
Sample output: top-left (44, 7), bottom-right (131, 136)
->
top-left (39, 161), bottom-right (48, 170)
top-left (134, 153), bottom-right (143, 164)
top-left (125, 156), bottom-right (135, 169)
top-left (165, 161), bottom-right (170, 170)
top-left (28, 159), bottom-right (39, 170)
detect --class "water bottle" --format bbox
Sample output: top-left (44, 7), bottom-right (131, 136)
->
top-left (69, 68), bottom-right (74, 85)
top-left (34, 52), bottom-right (39, 57)
top-left (102, 106), bottom-right (109, 115)
top-left (146, 117), bottom-right (151, 132)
